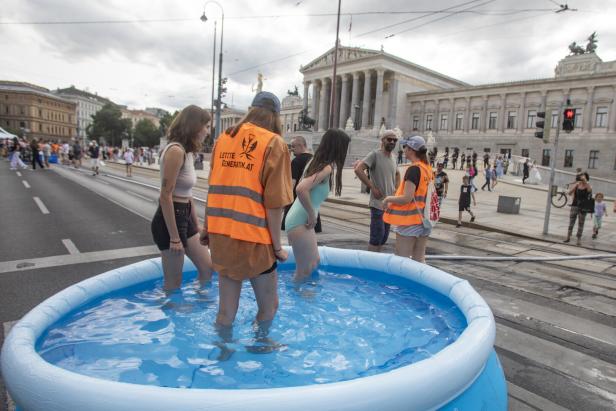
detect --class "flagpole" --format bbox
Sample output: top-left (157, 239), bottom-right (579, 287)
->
top-left (328, 0), bottom-right (342, 129)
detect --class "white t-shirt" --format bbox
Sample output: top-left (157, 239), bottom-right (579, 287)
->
top-left (123, 151), bottom-right (134, 164)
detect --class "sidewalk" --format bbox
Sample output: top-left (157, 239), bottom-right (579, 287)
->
top-left (113, 159), bottom-right (616, 252)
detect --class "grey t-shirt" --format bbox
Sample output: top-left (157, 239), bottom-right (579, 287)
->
top-left (362, 149), bottom-right (398, 210)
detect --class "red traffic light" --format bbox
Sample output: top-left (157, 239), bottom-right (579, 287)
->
top-left (564, 108), bottom-right (575, 119)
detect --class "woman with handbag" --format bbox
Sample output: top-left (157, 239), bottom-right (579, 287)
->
top-left (564, 174), bottom-right (592, 246)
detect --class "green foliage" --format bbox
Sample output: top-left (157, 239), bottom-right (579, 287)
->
top-left (159, 110), bottom-right (179, 136)
top-left (133, 118), bottom-right (161, 147)
top-left (86, 103), bottom-right (132, 146)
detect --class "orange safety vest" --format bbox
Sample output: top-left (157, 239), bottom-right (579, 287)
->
top-left (383, 161), bottom-right (433, 226)
top-left (207, 122), bottom-right (276, 244)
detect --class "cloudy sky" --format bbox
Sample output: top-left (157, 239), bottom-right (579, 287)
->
top-left (1, 0), bottom-right (615, 112)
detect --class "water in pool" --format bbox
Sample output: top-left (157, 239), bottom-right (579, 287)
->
top-left (37, 267), bottom-right (466, 389)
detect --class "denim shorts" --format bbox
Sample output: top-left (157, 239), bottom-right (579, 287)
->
top-left (151, 202), bottom-right (198, 251)
top-left (394, 224), bottom-right (432, 238)
top-left (369, 207), bottom-right (391, 246)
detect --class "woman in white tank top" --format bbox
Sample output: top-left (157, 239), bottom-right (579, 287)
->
top-left (151, 105), bottom-right (213, 292)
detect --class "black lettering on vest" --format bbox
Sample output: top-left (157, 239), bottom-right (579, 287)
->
top-left (221, 159), bottom-right (254, 171)
top-left (219, 152), bottom-right (235, 159)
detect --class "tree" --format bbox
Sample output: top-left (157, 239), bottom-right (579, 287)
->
top-left (159, 110), bottom-right (179, 137)
top-left (86, 103), bottom-right (132, 146)
top-left (133, 119), bottom-right (160, 148)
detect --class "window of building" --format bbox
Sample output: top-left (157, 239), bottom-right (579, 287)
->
top-left (527, 110), bottom-right (537, 129)
top-left (574, 109), bottom-right (582, 128)
top-left (412, 116), bottom-right (419, 129)
top-left (471, 113), bottom-right (479, 129)
top-left (488, 112), bottom-right (497, 129)
top-left (551, 110), bottom-right (558, 128)
top-left (19, 121), bottom-right (26, 128)
top-left (506, 111), bottom-right (517, 129)
top-left (5, 106), bottom-right (8, 114)
top-left (564, 150), bottom-right (574, 168)
top-left (595, 106), bottom-right (608, 128)
top-left (39, 109), bottom-right (42, 117)
top-left (614, 154), bottom-right (616, 171)
top-left (455, 113), bottom-right (463, 130)
top-left (588, 150), bottom-right (599, 169)
top-left (20, 106), bottom-right (25, 115)
top-left (39, 124), bottom-right (43, 131)
top-left (440, 114), bottom-right (448, 130)
top-left (483, 148), bottom-right (491, 153)
top-left (425, 114), bottom-right (433, 130)
top-left (542, 149), bottom-right (551, 166)
top-left (521, 149), bottom-right (529, 158)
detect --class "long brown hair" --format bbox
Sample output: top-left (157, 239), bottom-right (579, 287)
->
top-left (304, 129), bottom-right (350, 196)
top-left (411, 146), bottom-right (429, 164)
top-left (167, 105), bottom-right (211, 153)
top-left (230, 107), bottom-right (282, 137)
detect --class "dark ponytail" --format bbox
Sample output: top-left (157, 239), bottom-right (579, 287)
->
top-left (415, 146), bottom-right (429, 164)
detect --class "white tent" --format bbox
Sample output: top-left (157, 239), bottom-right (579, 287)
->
top-left (0, 127), bottom-right (17, 139)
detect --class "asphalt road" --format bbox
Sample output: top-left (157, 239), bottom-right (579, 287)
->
top-left (1, 160), bottom-right (615, 411)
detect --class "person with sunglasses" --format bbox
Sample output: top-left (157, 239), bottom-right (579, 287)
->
top-left (354, 130), bottom-right (400, 252)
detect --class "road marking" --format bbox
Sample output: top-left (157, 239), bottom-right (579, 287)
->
top-left (61, 239), bottom-right (80, 255)
top-left (22, 180), bottom-right (30, 188)
top-left (32, 197), bottom-right (49, 214)
top-left (16, 171), bottom-right (22, 177)
top-left (126, 190), bottom-right (154, 202)
top-left (0, 245), bottom-right (160, 274)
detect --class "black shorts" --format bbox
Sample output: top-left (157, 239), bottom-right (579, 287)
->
top-left (151, 202), bottom-right (199, 251)
top-left (260, 261), bottom-right (278, 275)
top-left (459, 204), bottom-right (471, 212)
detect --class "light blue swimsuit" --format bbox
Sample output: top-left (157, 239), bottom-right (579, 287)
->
top-left (285, 176), bottom-right (330, 232)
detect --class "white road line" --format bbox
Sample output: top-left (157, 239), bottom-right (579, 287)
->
top-left (0, 245), bottom-right (160, 274)
top-left (61, 239), bottom-right (80, 255)
top-left (97, 179), bottom-right (110, 185)
top-left (126, 190), bottom-right (154, 202)
top-left (32, 197), bottom-right (50, 214)
top-left (16, 171), bottom-right (22, 177)
top-left (22, 180), bottom-right (30, 188)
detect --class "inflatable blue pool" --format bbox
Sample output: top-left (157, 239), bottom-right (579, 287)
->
top-left (1, 247), bottom-right (507, 410)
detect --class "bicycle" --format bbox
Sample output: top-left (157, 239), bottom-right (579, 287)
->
top-left (551, 184), bottom-right (569, 208)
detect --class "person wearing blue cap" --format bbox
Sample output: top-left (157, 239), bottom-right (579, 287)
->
top-left (382, 135), bottom-right (433, 263)
top-left (201, 91), bottom-right (293, 330)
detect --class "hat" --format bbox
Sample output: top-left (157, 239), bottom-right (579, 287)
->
top-left (380, 129), bottom-right (398, 140)
top-left (399, 135), bottom-right (426, 151)
top-left (251, 91), bottom-right (281, 114)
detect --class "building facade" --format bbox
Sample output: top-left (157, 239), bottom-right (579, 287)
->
top-left (300, 46), bottom-right (467, 133)
top-left (219, 106), bottom-right (246, 133)
top-left (0, 81), bottom-right (77, 142)
top-left (54, 86), bottom-right (111, 142)
top-left (281, 94), bottom-right (304, 134)
top-left (407, 53), bottom-right (616, 178)
top-left (120, 108), bottom-right (160, 128)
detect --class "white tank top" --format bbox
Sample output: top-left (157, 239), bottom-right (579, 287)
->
top-left (159, 143), bottom-right (197, 197)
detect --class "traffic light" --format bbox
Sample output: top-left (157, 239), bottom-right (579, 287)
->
top-left (535, 111), bottom-right (551, 142)
top-left (563, 108), bottom-right (576, 132)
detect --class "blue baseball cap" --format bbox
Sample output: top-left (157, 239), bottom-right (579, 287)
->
top-left (251, 91), bottom-right (281, 114)
top-left (399, 135), bottom-right (426, 151)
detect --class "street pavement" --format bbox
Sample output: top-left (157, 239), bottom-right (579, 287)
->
top-left (1, 158), bottom-right (615, 410)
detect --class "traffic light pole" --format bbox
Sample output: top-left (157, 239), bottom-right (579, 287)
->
top-left (542, 105), bottom-right (563, 235)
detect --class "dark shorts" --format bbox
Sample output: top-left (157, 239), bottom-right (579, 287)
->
top-left (260, 261), bottom-right (278, 275)
top-left (151, 202), bottom-right (199, 251)
top-left (369, 207), bottom-right (391, 246)
top-left (459, 204), bottom-right (471, 212)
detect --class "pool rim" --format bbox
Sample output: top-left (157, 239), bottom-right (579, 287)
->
top-left (1, 247), bottom-right (496, 411)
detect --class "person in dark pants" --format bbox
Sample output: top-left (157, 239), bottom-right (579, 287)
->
top-left (564, 174), bottom-right (592, 246)
top-left (522, 159), bottom-right (530, 184)
top-left (481, 164), bottom-right (492, 191)
top-left (283, 135), bottom-right (321, 232)
top-left (30, 138), bottom-right (44, 169)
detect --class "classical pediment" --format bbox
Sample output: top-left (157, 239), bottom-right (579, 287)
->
top-left (301, 47), bottom-right (381, 72)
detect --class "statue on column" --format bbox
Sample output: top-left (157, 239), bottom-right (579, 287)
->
top-left (256, 72), bottom-right (264, 93)
top-left (298, 108), bottom-right (315, 131)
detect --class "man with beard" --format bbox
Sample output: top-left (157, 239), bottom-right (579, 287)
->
top-left (354, 130), bottom-right (400, 252)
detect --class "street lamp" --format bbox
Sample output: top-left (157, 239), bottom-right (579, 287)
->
top-left (201, 1), bottom-right (224, 141)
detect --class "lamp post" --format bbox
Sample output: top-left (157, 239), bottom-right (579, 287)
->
top-left (201, 1), bottom-right (224, 141)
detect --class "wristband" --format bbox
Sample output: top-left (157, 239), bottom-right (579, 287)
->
top-left (170, 239), bottom-right (181, 244)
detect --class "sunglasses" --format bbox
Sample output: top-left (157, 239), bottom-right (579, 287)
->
top-left (385, 138), bottom-right (398, 143)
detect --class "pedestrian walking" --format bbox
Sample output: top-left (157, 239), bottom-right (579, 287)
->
top-left (457, 175), bottom-right (476, 227)
top-left (202, 91), bottom-right (292, 330)
top-left (592, 193), bottom-right (607, 239)
top-left (30, 138), bottom-right (45, 169)
top-left (151, 105), bottom-right (213, 292)
top-left (481, 164), bottom-right (492, 191)
top-left (397, 147), bottom-right (403, 165)
top-left (522, 159), bottom-right (530, 184)
top-left (9, 137), bottom-right (27, 170)
top-left (483, 152), bottom-right (490, 169)
top-left (490, 165), bottom-right (498, 189)
top-left (495, 156), bottom-right (504, 178)
top-left (88, 141), bottom-right (100, 175)
top-left (383, 135), bottom-right (433, 263)
top-left (466, 153), bottom-right (472, 170)
top-left (287, 129), bottom-right (350, 281)
top-left (123, 148), bottom-right (134, 177)
top-left (468, 163), bottom-right (478, 192)
top-left (354, 130), bottom-right (400, 252)
top-left (459, 153), bottom-right (466, 170)
top-left (451, 149), bottom-right (458, 170)
top-left (564, 174), bottom-right (592, 245)
top-left (283, 135), bottom-right (322, 232)
top-left (42, 140), bottom-right (51, 168)
top-left (442, 150), bottom-right (449, 169)
top-left (434, 161), bottom-right (449, 206)
top-left (72, 140), bottom-right (82, 168)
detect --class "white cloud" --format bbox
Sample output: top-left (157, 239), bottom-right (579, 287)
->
top-left (1, 0), bottom-right (614, 112)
